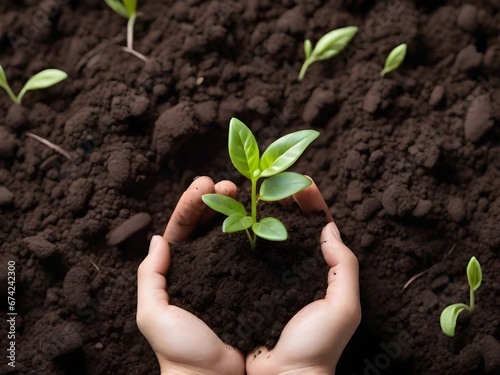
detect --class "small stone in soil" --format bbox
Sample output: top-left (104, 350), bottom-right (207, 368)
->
top-left (0, 186), bottom-right (14, 206)
top-left (107, 212), bottom-right (152, 246)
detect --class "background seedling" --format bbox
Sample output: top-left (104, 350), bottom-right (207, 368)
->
top-left (104, 0), bottom-right (148, 61)
top-left (440, 256), bottom-right (482, 337)
top-left (380, 43), bottom-right (407, 77)
top-left (0, 65), bottom-right (68, 105)
top-left (202, 118), bottom-right (319, 250)
top-left (299, 26), bottom-right (358, 81)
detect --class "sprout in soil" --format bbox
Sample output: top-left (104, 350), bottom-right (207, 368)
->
top-left (0, 65), bottom-right (68, 105)
top-left (299, 26), bottom-right (358, 81)
top-left (202, 118), bottom-right (319, 250)
top-left (104, 0), bottom-right (148, 61)
top-left (380, 43), bottom-right (407, 77)
top-left (440, 256), bottom-right (482, 337)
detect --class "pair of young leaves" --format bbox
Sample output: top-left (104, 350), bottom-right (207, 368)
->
top-left (203, 118), bottom-right (319, 243)
top-left (440, 256), bottom-right (482, 337)
top-left (104, 0), bottom-right (137, 18)
top-left (0, 65), bottom-right (67, 105)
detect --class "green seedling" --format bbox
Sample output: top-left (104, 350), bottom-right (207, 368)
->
top-left (202, 118), bottom-right (319, 250)
top-left (104, 0), bottom-right (147, 61)
top-left (380, 43), bottom-right (407, 77)
top-left (440, 256), bottom-right (482, 337)
top-left (0, 65), bottom-right (67, 105)
top-left (299, 26), bottom-right (358, 81)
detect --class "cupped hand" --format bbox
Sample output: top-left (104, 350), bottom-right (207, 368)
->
top-left (246, 180), bottom-right (361, 375)
top-left (137, 177), bottom-right (245, 375)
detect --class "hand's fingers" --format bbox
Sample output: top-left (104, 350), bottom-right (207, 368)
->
top-left (321, 222), bottom-right (361, 324)
top-left (201, 180), bottom-right (238, 223)
top-left (164, 176), bottom-right (215, 242)
top-left (293, 177), bottom-right (333, 222)
top-left (137, 236), bottom-right (171, 318)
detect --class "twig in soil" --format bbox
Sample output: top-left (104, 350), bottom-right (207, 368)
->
top-left (90, 261), bottom-right (100, 272)
top-left (25, 132), bottom-right (72, 161)
top-left (402, 243), bottom-right (457, 291)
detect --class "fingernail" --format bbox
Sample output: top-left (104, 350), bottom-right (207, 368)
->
top-left (149, 235), bottom-right (161, 254)
top-left (327, 222), bottom-right (342, 242)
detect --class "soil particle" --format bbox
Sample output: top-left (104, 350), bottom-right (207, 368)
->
top-left (23, 235), bottom-right (57, 259)
top-left (454, 45), bottom-right (483, 73)
top-left (39, 322), bottom-right (84, 359)
top-left (479, 335), bottom-right (500, 373)
top-left (429, 85), bottom-right (445, 107)
top-left (483, 45), bottom-right (500, 73)
top-left (110, 94), bottom-right (150, 121)
top-left (302, 88), bottom-right (336, 124)
top-left (346, 181), bottom-right (363, 203)
top-left (412, 199), bottom-right (433, 218)
top-left (381, 183), bottom-right (418, 217)
top-left (276, 6), bottom-right (307, 34)
top-left (464, 95), bottom-right (493, 142)
top-left (152, 102), bottom-right (198, 163)
top-left (363, 80), bottom-right (398, 114)
top-left (354, 197), bottom-right (382, 221)
top-left (63, 266), bottom-right (92, 311)
top-left (193, 100), bottom-right (218, 126)
top-left (408, 138), bottom-right (441, 169)
top-left (107, 149), bottom-right (132, 186)
top-left (459, 345), bottom-right (482, 372)
top-left (457, 4), bottom-right (478, 32)
top-left (66, 178), bottom-right (94, 215)
top-left (107, 212), bottom-right (152, 246)
top-left (447, 197), bottom-right (466, 222)
top-left (0, 185), bottom-right (14, 206)
top-left (0, 126), bottom-right (17, 157)
top-left (5, 104), bottom-right (29, 131)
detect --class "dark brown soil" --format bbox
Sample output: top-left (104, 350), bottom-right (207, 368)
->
top-left (169, 203), bottom-right (327, 352)
top-left (1, 0), bottom-right (500, 375)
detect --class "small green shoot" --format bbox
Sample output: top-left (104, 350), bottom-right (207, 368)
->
top-left (0, 65), bottom-right (68, 104)
top-left (202, 118), bottom-right (319, 250)
top-left (380, 43), bottom-right (407, 77)
top-left (299, 26), bottom-right (358, 81)
top-left (104, 0), bottom-right (147, 61)
top-left (440, 256), bottom-right (482, 337)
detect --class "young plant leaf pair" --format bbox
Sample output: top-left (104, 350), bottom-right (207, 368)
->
top-left (440, 256), bottom-right (482, 337)
top-left (299, 26), bottom-right (358, 81)
top-left (202, 118), bottom-right (319, 249)
top-left (0, 65), bottom-right (68, 105)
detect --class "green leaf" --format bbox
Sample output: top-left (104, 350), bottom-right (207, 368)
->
top-left (312, 26), bottom-right (358, 60)
top-left (467, 256), bottom-right (482, 292)
top-left (17, 69), bottom-right (68, 104)
top-left (122, 0), bottom-right (137, 16)
top-left (381, 43), bottom-right (407, 77)
top-left (252, 217), bottom-right (287, 241)
top-left (304, 39), bottom-right (312, 59)
top-left (0, 65), bottom-right (8, 89)
top-left (440, 303), bottom-right (469, 337)
top-left (202, 194), bottom-right (246, 217)
top-left (260, 129), bottom-right (319, 177)
top-left (104, 0), bottom-right (129, 18)
top-left (223, 214), bottom-right (253, 233)
top-left (228, 118), bottom-right (260, 180)
top-left (259, 172), bottom-right (312, 202)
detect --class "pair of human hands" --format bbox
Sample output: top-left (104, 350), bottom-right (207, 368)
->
top-left (137, 177), bottom-right (361, 375)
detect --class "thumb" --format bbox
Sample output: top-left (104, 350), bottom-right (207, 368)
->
top-left (321, 223), bottom-right (361, 325)
top-left (137, 235), bottom-right (171, 315)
